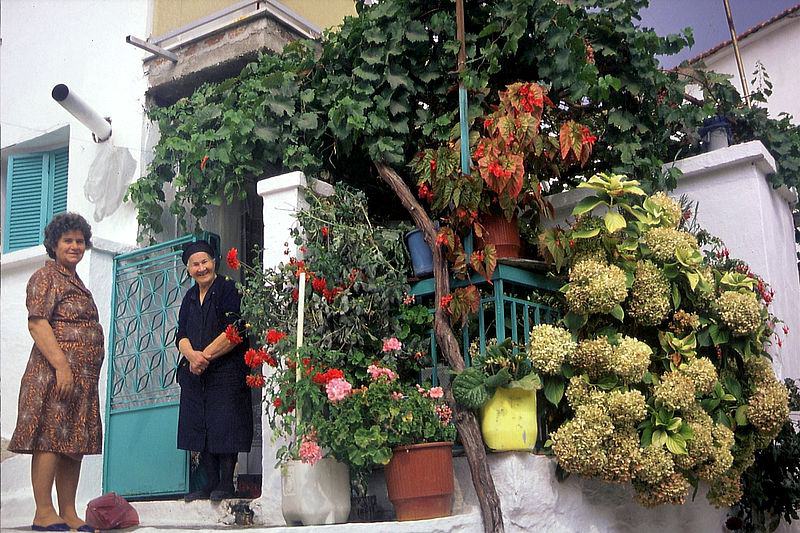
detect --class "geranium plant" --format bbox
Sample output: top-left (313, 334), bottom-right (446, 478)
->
top-left (532, 176), bottom-right (789, 507)
top-left (315, 362), bottom-right (456, 481)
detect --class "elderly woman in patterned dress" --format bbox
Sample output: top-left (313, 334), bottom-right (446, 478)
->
top-left (9, 213), bottom-right (103, 532)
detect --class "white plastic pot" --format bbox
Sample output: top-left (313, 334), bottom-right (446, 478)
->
top-left (281, 457), bottom-right (351, 526)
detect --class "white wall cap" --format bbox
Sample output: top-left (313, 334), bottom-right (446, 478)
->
top-left (256, 171), bottom-right (307, 197)
top-left (666, 141), bottom-right (797, 206)
top-left (91, 237), bottom-right (139, 255)
top-left (666, 140), bottom-right (777, 179)
top-left (0, 245), bottom-right (47, 269)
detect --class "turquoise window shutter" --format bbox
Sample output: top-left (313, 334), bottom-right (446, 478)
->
top-left (3, 147), bottom-right (69, 253)
top-left (50, 147), bottom-right (69, 217)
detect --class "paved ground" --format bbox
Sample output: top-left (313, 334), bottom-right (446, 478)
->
top-left (1, 438), bottom-right (14, 462)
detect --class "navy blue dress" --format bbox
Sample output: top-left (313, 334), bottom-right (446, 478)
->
top-left (175, 275), bottom-right (253, 453)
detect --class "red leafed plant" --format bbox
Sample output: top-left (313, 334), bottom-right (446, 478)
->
top-left (410, 82), bottom-right (596, 324)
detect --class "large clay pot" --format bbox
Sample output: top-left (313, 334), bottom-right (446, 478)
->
top-left (384, 441), bottom-right (454, 521)
top-left (481, 214), bottom-right (522, 258)
top-left (479, 386), bottom-right (538, 451)
top-left (281, 457), bottom-right (351, 526)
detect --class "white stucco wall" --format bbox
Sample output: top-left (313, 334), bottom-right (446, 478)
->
top-left (0, 0), bottom-right (149, 436)
top-left (689, 14), bottom-right (800, 124)
top-left (0, 0), bottom-right (150, 525)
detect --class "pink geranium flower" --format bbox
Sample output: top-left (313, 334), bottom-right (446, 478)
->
top-left (326, 377), bottom-right (352, 403)
top-left (429, 387), bottom-right (444, 399)
top-left (435, 404), bottom-right (453, 425)
top-left (382, 337), bottom-right (402, 352)
top-left (391, 391), bottom-right (404, 400)
top-left (299, 434), bottom-right (323, 465)
top-left (367, 364), bottom-right (397, 382)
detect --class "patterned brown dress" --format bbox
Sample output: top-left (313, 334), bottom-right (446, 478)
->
top-left (8, 260), bottom-right (105, 455)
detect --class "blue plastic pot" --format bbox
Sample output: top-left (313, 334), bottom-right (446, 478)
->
top-left (405, 228), bottom-right (434, 278)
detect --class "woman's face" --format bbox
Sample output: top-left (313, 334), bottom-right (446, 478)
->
top-left (186, 251), bottom-right (216, 287)
top-left (54, 230), bottom-right (86, 272)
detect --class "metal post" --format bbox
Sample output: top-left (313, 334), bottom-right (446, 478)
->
top-left (455, 0), bottom-right (471, 175)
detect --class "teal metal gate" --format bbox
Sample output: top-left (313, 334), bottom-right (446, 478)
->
top-left (103, 234), bottom-right (217, 498)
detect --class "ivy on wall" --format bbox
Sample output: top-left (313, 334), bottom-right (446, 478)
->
top-left (128, 0), bottom-right (800, 241)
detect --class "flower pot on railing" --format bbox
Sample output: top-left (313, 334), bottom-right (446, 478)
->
top-left (405, 228), bottom-right (434, 278)
top-left (480, 213), bottom-right (522, 258)
top-left (384, 441), bottom-right (454, 521)
top-left (281, 457), bottom-right (351, 526)
top-left (479, 386), bottom-right (538, 451)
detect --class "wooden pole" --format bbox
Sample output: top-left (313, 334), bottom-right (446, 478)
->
top-left (722, 0), bottom-right (751, 108)
top-left (374, 162), bottom-right (505, 533)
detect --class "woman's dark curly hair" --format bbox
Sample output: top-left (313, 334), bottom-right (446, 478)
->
top-left (43, 212), bottom-right (93, 259)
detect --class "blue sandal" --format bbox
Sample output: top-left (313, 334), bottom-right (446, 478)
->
top-left (30, 524), bottom-right (69, 532)
top-left (75, 526), bottom-right (95, 532)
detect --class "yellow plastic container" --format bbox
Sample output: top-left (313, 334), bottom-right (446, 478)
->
top-left (479, 387), bottom-right (538, 451)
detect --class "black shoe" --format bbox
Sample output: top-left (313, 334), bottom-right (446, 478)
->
top-left (209, 488), bottom-right (235, 502)
top-left (184, 489), bottom-right (211, 502)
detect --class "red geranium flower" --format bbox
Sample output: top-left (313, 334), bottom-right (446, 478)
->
top-left (313, 368), bottom-right (344, 385)
top-left (245, 374), bottom-right (265, 388)
top-left (263, 353), bottom-right (277, 367)
top-left (273, 397), bottom-right (283, 408)
top-left (266, 328), bottom-right (287, 345)
top-left (244, 348), bottom-right (263, 368)
top-left (312, 277), bottom-right (327, 293)
top-left (226, 248), bottom-right (240, 270)
top-left (225, 324), bottom-right (243, 345)
top-left (321, 226), bottom-right (329, 238)
top-left (440, 294), bottom-right (453, 310)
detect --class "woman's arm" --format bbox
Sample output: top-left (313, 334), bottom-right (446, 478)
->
top-left (201, 332), bottom-right (237, 362)
top-left (203, 277), bottom-right (244, 362)
top-left (28, 318), bottom-right (73, 400)
top-left (178, 338), bottom-right (209, 375)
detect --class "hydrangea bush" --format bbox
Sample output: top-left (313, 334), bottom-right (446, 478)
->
top-left (536, 173), bottom-right (790, 508)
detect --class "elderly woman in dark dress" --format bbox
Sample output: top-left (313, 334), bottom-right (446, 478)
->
top-left (176, 240), bottom-right (252, 502)
top-left (9, 213), bottom-right (101, 532)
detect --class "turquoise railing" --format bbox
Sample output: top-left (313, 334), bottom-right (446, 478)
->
top-left (409, 263), bottom-right (562, 387)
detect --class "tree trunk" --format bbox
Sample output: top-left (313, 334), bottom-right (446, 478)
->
top-left (374, 162), bottom-right (505, 533)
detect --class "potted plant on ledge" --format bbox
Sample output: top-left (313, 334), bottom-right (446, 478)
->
top-left (315, 361), bottom-right (457, 521)
top-left (452, 338), bottom-right (544, 452)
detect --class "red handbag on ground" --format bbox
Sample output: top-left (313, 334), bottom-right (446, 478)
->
top-left (85, 492), bottom-right (140, 530)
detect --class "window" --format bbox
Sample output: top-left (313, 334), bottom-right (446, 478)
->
top-left (3, 147), bottom-right (68, 252)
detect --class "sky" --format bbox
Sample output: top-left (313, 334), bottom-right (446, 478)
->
top-left (637, 0), bottom-right (799, 67)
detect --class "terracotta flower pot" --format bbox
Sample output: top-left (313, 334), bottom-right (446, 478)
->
top-left (480, 213), bottom-right (522, 258)
top-left (384, 441), bottom-right (454, 521)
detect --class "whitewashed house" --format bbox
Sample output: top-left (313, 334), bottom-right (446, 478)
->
top-left (687, 4), bottom-right (800, 123)
top-left (1, 1), bottom-right (798, 532)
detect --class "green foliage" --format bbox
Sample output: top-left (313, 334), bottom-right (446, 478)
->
top-left (728, 379), bottom-right (800, 533)
top-left (315, 377), bottom-right (456, 483)
top-left (536, 181), bottom-right (790, 509)
top-left (451, 338), bottom-right (541, 410)
top-left (131, 0), bottom-right (796, 243)
top-left (239, 184), bottom-right (419, 381)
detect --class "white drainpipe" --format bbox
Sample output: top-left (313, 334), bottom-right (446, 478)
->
top-left (51, 84), bottom-right (112, 142)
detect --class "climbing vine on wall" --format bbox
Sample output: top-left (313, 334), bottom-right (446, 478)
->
top-left (129, 0), bottom-right (799, 242)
